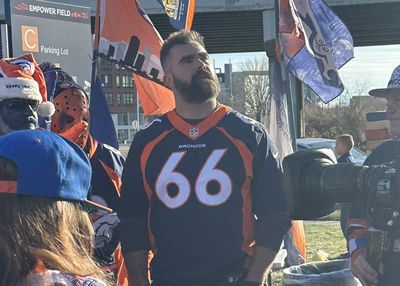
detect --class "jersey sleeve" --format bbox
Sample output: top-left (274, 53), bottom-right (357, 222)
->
top-left (251, 128), bottom-right (291, 250)
top-left (118, 133), bottom-right (150, 254)
top-left (99, 144), bottom-right (125, 195)
top-left (251, 129), bottom-right (287, 216)
top-left (89, 143), bottom-right (126, 267)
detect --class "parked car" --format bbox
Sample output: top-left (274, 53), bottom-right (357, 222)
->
top-left (296, 137), bottom-right (367, 166)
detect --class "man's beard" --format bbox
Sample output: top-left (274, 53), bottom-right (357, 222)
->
top-left (173, 71), bottom-right (220, 103)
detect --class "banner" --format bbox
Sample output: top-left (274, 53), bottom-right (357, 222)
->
top-left (98, 0), bottom-right (175, 115)
top-left (90, 76), bottom-right (119, 149)
top-left (279, 0), bottom-right (353, 103)
top-left (267, 57), bottom-right (293, 163)
top-left (157, 0), bottom-right (196, 30)
top-left (266, 55), bottom-right (306, 266)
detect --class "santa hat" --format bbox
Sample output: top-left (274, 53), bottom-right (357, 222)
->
top-left (0, 54), bottom-right (55, 117)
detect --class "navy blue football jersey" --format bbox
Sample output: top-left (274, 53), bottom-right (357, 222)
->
top-left (119, 105), bottom-right (286, 285)
top-left (86, 136), bottom-right (125, 270)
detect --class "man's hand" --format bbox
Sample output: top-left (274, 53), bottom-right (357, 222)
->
top-left (351, 253), bottom-right (378, 286)
top-left (243, 246), bottom-right (276, 284)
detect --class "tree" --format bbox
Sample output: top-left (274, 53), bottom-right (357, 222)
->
top-left (304, 79), bottom-right (374, 150)
top-left (231, 57), bottom-right (270, 121)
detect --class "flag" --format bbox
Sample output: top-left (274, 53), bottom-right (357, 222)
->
top-left (279, 0), bottom-right (354, 103)
top-left (89, 76), bottom-right (119, 149)
top-left (157, 0), bottom-right (196, 30)
top-left (267, 57), bottom-right (293, 163)
top-left (98, 0), bottom-right (175, 115)
top-left (266, 55), bottom-right (306, 266)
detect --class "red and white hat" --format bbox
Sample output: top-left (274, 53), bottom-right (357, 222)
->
top-left (0, 53), bottom-right (55, 117)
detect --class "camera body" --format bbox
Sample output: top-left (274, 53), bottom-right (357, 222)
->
top-left (283, 148), bottom-right (400, 230)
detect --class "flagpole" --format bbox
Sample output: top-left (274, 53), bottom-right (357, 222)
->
top-left (273, 0), bottom-right (299, 148)
top-left (90, 0), bottom-right (101, 99)
top-left (89, 0), bottom-right (101, 129)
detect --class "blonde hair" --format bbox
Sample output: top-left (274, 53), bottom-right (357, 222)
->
top-left (0, 196), bottom-right (111, 285)
top-left (336, 134), bottom-right (354, 152)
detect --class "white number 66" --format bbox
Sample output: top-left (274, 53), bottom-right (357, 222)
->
top-left (155, 149), bottom-right (232, 209)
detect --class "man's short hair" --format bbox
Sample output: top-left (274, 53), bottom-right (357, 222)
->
top-left (336, 134), bottom-right (354, 151)
top-left (160, 30), bottom-right (205, 71)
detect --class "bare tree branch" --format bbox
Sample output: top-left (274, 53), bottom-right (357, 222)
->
top-left (230, 57), bottom-right (270, 121)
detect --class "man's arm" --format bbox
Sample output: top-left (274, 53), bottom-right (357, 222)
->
top-left (243, 212), bottom-right (291, 284)
top-left (246, 127), bottom-right (291, 284)
top-left (118, 133), bottom-right (151, 285)
top-left (124, 251), bottom-right (151, 286)
top-left (347, 217), bottom-right (378, 286)
top-left (244, 246), bottom-right (277, 284)
top-left (120, 217), bottom-right (150, 285)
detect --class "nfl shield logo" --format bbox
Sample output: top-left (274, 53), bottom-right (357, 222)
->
top-left (189, 128), bottom-right (199, 138)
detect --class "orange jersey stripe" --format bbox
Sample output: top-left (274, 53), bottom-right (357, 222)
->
top-left (98, 159), bottom-right (122, 196)
top-left (140, 130), bottom-right (173, 200)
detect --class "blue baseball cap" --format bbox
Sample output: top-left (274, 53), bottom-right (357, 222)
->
top-left (369, 65), bottom-right (400, 97)
top-left (0, 129), bottom-right (110, 211)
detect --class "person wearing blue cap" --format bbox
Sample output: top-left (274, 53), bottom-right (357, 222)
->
top-left (347, 65), bottom-right (400, 286)
top-left (39, 62), bottom-right (127, 285)
top-left (0, 129), bottom-right (109, 285)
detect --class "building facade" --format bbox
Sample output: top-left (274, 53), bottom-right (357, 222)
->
top-left (98, 57), bottom-right (146, 145)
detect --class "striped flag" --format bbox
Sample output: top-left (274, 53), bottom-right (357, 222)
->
top-left (279, 0), bottom-right (354, 103)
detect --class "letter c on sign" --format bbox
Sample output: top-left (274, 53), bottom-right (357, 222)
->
top-left (21, 26), bottom-right (38, 52)
top-left (24, 29), bottom-right (36, 50)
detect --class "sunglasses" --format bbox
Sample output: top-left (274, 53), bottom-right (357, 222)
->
top-left (1, 99), bottom-right (39, 112)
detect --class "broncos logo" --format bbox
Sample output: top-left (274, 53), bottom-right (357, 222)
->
top-left (89, 196), bottom-right (121, 266)
top-left (92, 212), bottom-right (120, 249)
top-left (91, 211), bottom-right (120, 266)
top-left (9, 58), bottom-right (35, 75)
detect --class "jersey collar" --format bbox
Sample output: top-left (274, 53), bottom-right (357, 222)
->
top-left (167, 104), bottom-right (231, 140)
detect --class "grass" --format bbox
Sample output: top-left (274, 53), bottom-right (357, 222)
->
top-left (303, 223), bottom-right (347, 260)
top-left (271, 222), bottom-right (347, 285)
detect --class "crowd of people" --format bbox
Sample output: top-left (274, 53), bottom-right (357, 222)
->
top-left (0, 30), bottom-right (291, 286)
top-left (0, 29), bottom-right (398, 286)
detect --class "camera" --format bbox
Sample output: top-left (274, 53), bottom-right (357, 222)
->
top-left (282, 148), bottom-right (400, 229)
top-left (282, 147), bottom-right (400, 286)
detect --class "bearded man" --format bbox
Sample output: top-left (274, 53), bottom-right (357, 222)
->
top-left (119, 30), bottom-right (291, 286)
